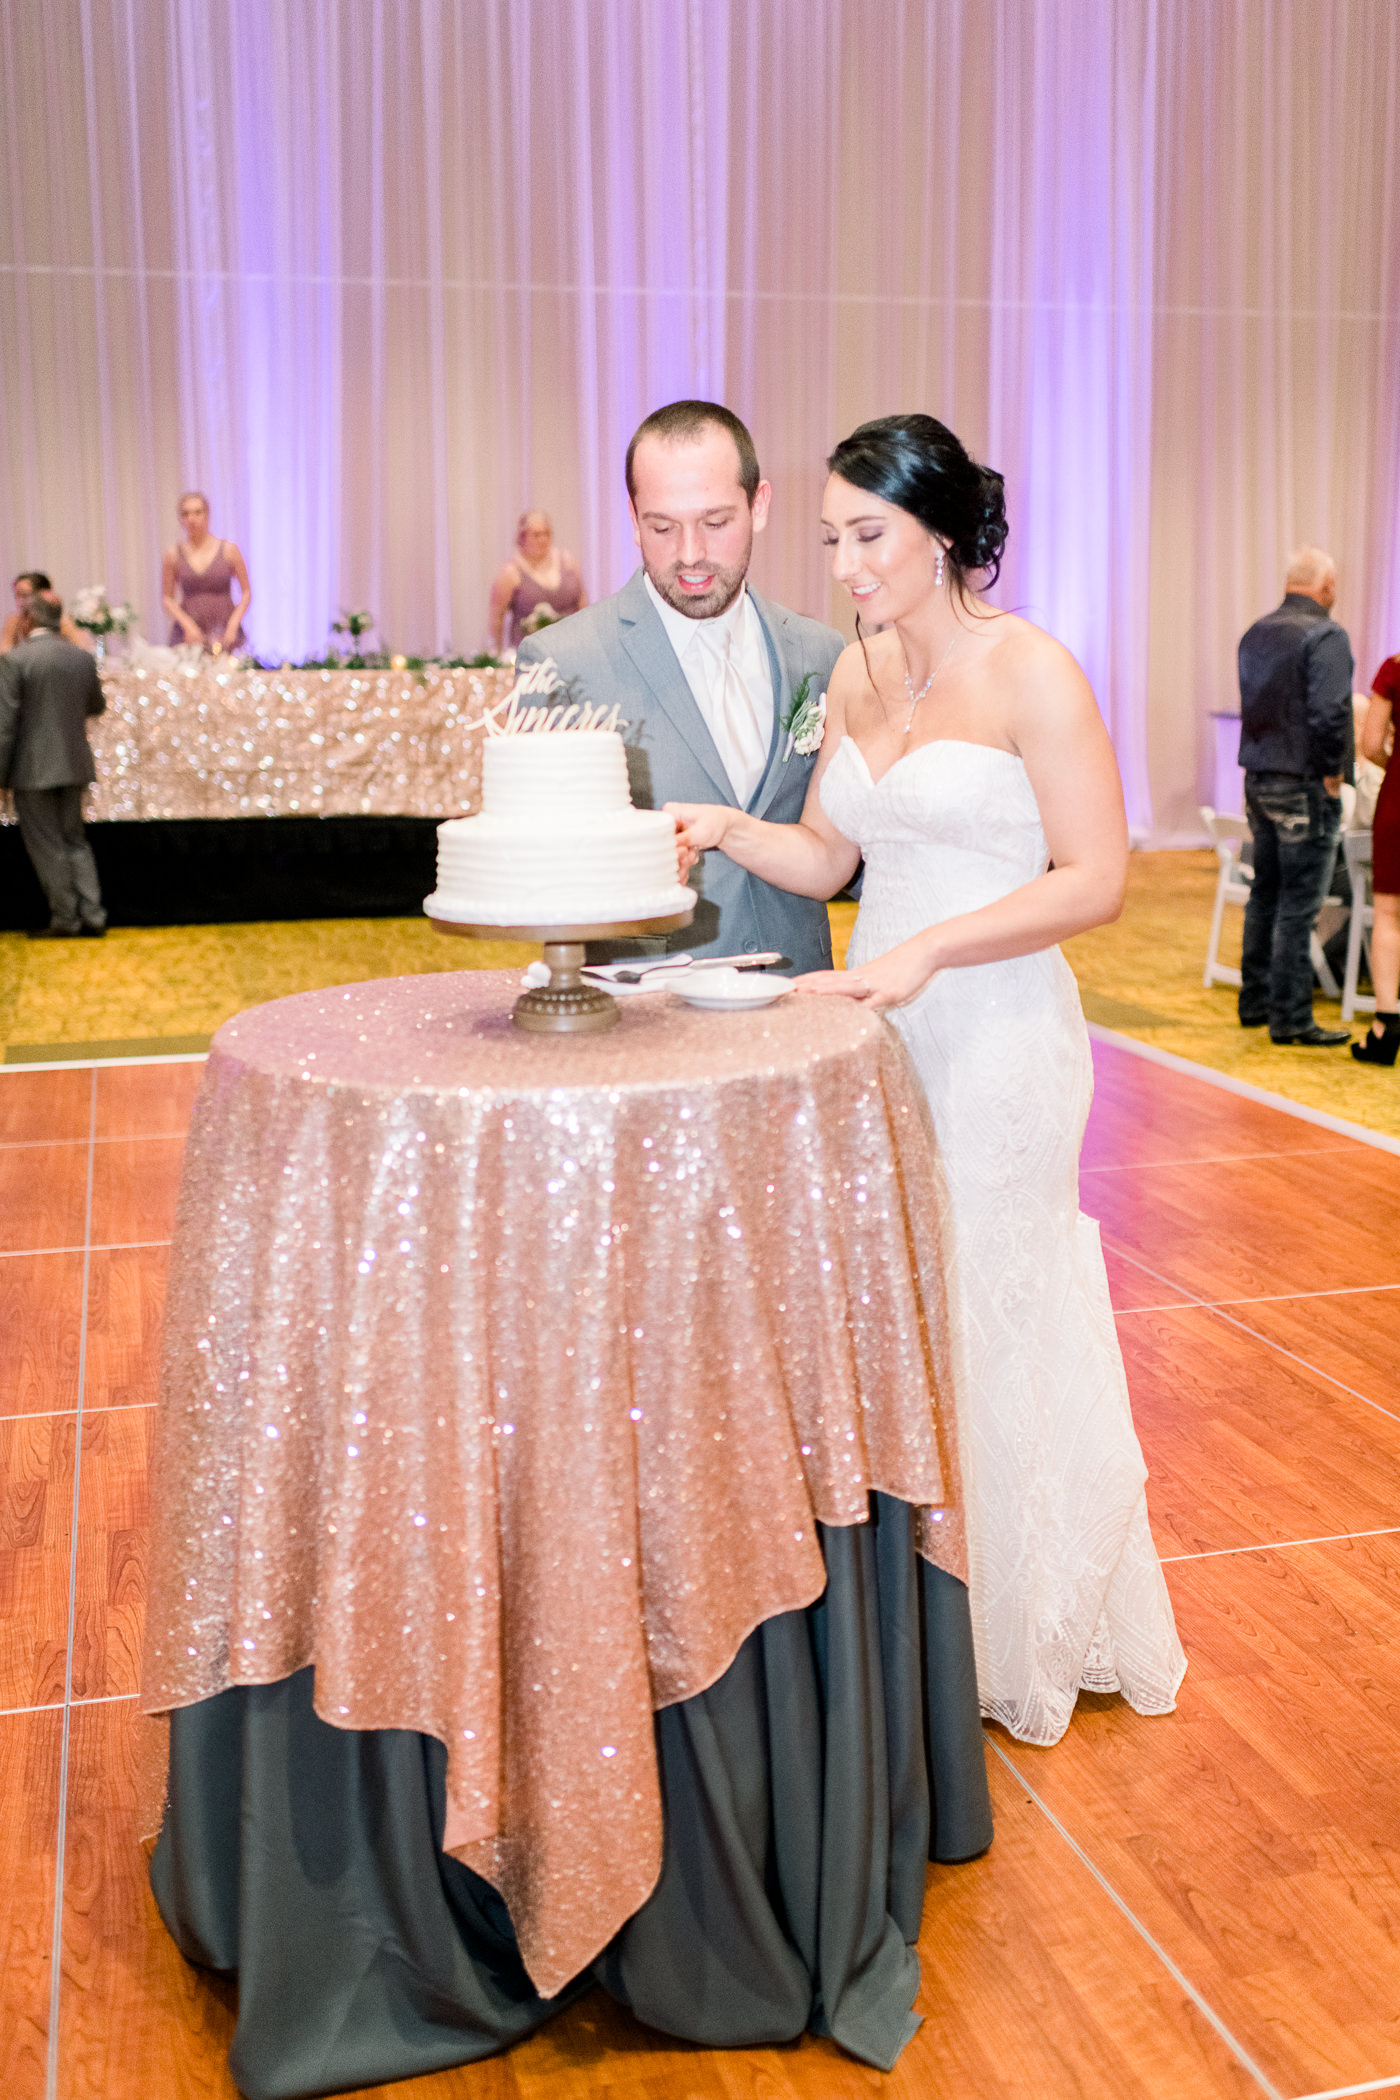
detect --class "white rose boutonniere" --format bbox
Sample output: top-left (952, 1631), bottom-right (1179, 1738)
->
top-left (781, 674), bottom-right (827, 761)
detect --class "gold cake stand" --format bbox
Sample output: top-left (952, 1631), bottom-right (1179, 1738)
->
top-left (428, 908), bottom-right (695, 1033)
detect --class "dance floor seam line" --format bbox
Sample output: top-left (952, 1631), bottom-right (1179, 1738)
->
top-left (1101, 1240), bottom-right (1400, 1426)
top-left (0, 1237), bottom-right (173, 1259)
top-left (1115, 1281), bottom-right (1400, 1314)
top-left (0, 1691), bottom-right (137, 1722)
top-left (1116, 1293), bottom-right (1208, 1310)
top-left (1296, 2076), bottom-right (1400, 2099)
top-left (1175, 1303), bottom-right (1400, 1426)
top-left (1082, 1142), bottom-right (1362, 1175)
top-left (1160, 1524), bottom-right (1400, 1563)
top-left (985, 1736), bottom-right (1284, 2100)
top-left (0, 1400), bottom-right (156, 1427)
top-left (45, 1069), bottom-right (96, 2100)
top-left (0, 1132), bottom-right (189, 1152)
top-left (1115, 1301), bottom-right (1205, 1315)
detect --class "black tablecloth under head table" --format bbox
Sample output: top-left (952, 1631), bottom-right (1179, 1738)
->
top-left (0, 816), bottom-right (439, 928)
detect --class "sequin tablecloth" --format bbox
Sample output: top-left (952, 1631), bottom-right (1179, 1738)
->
top-left (142, 971), bottom-right (965, 1996)
top-left (0, 661), bottom-right (513, 823)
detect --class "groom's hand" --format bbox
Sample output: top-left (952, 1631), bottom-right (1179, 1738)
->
top-left (674, 821), bottom-right (700, 882)
top-left (665, 802), bottom-right (733, 877)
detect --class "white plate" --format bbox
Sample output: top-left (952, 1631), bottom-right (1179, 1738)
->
top-left (673, 969), bottom-right (794, 1011)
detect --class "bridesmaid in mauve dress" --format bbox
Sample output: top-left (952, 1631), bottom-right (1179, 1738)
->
top-left (161, 491), bottom-right (253, 654)
top-left (488, 509), bottom-right (586, 652)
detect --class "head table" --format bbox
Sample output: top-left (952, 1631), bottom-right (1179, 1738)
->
top-left (15, 658), bottom-right (514, 822)
top-left (0, 659), bottom-right (516, 931)
top-left (142, 971), bottom-right (990, 2090)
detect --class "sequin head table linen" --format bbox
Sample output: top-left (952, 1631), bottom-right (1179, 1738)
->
top-left (142, 972), bottom-right (966, 1996)
top-left (0, 661), bottom-right (513, 823)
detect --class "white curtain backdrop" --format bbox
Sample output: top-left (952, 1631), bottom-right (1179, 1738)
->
top-left (2, 0), bottom-right (1398, 839)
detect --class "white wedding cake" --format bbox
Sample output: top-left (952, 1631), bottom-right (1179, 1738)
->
top-left (425, 727), bottom-right (696, 928)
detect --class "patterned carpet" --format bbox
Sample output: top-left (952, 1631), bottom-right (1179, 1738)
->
top-left (0, 919), bottom-right (535, 1062)
top-left (3, 853), bottom-right (1395, 1138)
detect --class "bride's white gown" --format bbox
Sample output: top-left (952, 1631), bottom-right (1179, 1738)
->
top-left (821, 735), bottom-right (1186, 1745)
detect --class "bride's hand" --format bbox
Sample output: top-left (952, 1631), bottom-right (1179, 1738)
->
top-left (665, 802), bottom-right (733, 880)
top-left (793, 938), bottom-right (942, 1012)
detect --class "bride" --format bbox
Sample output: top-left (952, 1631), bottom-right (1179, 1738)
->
top-left (669, 413), bottom-right (1186, 1746)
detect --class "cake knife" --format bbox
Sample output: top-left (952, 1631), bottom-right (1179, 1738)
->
top-left (588, 952), bottom-right (788, 984)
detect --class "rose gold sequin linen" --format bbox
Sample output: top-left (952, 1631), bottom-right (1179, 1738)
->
top-left (141, 972), bottom-right (966, 1996)
top-left (0, 663), bottom-right (512, 824)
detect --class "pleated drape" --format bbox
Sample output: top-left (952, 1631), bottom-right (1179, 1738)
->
top-left (2, 0), bottom-right (1398, 837)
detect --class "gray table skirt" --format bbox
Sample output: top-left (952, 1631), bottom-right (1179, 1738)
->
top-left (151, 1492), bottom-right (993, 2099)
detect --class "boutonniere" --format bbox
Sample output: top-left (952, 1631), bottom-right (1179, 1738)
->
top-left (781, 674), bottom-right (827, 761)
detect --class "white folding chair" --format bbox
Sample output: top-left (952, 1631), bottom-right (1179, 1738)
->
top-left (1199, 803), bottom-right (1342, 996)
top-left (1341, 828), bottom-right (1375, 1020)
top-left (1200, 806), bottom-right (1252, 989)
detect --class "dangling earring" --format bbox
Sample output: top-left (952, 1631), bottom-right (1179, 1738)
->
top-left (934, 544), bottom-right (946, 588)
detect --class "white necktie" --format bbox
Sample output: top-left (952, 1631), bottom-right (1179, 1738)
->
top-left (696, 624), bottom-right (769, 807)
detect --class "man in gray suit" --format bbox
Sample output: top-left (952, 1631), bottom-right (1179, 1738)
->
top-left (516, 400), bottom-right (844, 972)
top-left (0, 591), bottom-right (107, 937)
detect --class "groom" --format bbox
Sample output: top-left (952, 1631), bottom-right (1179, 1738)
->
top-left (515, 400), bottom-right (843, 972)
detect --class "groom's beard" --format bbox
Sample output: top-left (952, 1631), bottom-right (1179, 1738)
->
top-left (645, 548), bottom-right (751, 621)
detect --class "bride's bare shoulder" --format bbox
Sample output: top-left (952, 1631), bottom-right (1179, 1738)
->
top-left (830, 629), bottom-right (902, 693)
top-left (982, 613), bottom-right (1094, 715)
top-left (829, 638), bottom-right (865, 689)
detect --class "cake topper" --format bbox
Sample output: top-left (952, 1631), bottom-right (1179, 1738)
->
top-left (478, 658), bottom-right (625, 737)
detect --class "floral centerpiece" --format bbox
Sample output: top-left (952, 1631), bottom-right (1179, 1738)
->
top-left (320, 608), bottom-right (378, 669)
top-left (71, 586), bottom-right (136, 638)
top-left (292, 628), bottom-right (505, 674)
top-left (331, 607), bottom-right (375, 645)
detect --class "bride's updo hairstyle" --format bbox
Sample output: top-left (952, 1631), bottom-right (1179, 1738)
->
top-left (826, 413), bottom-right (1008, 594)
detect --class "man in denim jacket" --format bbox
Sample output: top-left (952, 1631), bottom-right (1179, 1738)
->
top-left (1236, 548), bottom-right (1354, 1045)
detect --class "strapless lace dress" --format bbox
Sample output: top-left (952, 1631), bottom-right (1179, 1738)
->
top-left (821, 735), bottom-right (1186, 1745)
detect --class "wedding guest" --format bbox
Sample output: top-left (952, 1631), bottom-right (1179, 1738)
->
top-left (0, 592), bottom-right (106, 937)
top-left (1236, 547), bottom-right (1353, 1045)
top-left (0, 571), bottom-right (90, 653)
top-left (488, 510), bottom-right (586, 653)
top-left (161, 492), bottom-right (252, 654)
top-left (1352, 648), bottom-right (1400, 1066)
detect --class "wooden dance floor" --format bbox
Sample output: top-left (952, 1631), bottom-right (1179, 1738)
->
top-left (2, 1035), bottom-right (1398, 2100)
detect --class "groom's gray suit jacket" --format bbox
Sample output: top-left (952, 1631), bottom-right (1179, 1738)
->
top-left (516, 569), bottom-right (844, 972)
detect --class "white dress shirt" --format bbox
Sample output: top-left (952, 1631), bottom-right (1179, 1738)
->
top-left (644, 574), bottom-right (774, 806)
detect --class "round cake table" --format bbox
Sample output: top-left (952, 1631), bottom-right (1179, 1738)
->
top-left (142, 970), bottom-right (992, 2096)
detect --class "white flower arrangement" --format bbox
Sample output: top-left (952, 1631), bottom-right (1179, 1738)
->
top-left (71, 585), bottom-right (136, 636)
top-left (782, 675), bottom-right (827, 760)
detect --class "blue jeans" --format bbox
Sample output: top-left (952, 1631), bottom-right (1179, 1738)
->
top-left (1239, 772), bottom-right (1341, 1037)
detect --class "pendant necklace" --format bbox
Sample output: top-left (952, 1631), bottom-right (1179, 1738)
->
top-left (903, 632), bottom-right (958, 734)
